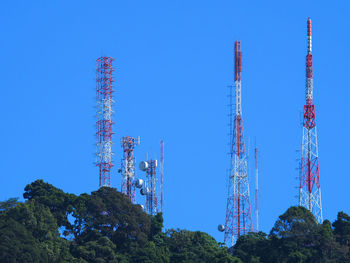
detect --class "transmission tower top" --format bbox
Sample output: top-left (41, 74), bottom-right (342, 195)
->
top-left (234, 41), bottom-right (242, 81)
top-left (307, 17), bottom-right (312, 53)
top-left (306, 18), bottom-right (313, 103)
top-left (235, 41), bottom-right (242, 115)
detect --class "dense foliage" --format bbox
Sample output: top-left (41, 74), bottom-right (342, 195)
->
top-left (0, 180), bottom-right (239, 262)
top-left (232, 206), bottom-right (350, 262)
top-left (1, 180), bottom-right (350, 262)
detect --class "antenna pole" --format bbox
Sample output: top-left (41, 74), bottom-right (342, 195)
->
top-left (160, 140), bottom-right (164, 213)
top-left (255, 143), bottom-right (259, 232)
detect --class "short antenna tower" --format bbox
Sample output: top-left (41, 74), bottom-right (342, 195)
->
top-left (139, 158), bottom-right (159, 215)
top-left (121, 136), bottom-right (139, 203)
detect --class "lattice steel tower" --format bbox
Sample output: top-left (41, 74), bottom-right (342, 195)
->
top-left (255, 144), bottom-right (259, 232)
top-left (121, 136), bottom-right (139, 203)
top-left (146, 159), bottom-right (158, 215)
top-left (224, 41), bottom-right (253, 247)
top-left (140, 159), bottom-right (158, 215)
top-left (299, 18), bottom-right (323, 223)
top-left (96, 57), bottom-right (114, 187)
top-left (160, 140), bottom-right (164, 213)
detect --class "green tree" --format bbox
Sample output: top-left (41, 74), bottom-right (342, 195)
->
top-left (0, 201), bottom-right (72, 262)
top-left (332, 211), bottom-right (350, 246)
top-left (233, 231), bottom-right (269, 263)
top-left (0, 197), bottom-right (19, 212)
top-left (166, 229), bottom-right (242, 263)
top-left (268, 206), bottom-right (319, 263)
top-left (23, 179), bottom-right (76, 233)
top-left (73, 187), bottom-right (151, 252)
top-left (315, 219), bottom-right (347, 262)
top-left (72, 231), bottom-right (118, 263)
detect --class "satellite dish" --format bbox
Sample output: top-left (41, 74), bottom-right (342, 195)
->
top-left (140, 205), bottom-right (144, 210)
top-left (135, 179), bottom-right (143, 189)
top-left (140, 187), bottom-right (149, 196)
top-left (218, 224), bottom-right (225, 232)
top-left (139, 161), bottom-right (149, 171)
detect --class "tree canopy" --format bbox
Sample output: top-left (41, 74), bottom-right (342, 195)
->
top-left (0, 180), bottom-right (239, 263)
top-left (232, 206), bottom-right (350, 263)
top-left (1, 181), bottom-right (350, 262)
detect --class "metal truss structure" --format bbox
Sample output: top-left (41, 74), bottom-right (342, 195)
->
top-left (121, 136), bottom-right (139, 203)
top-left (145, 159), bottom-right (158, 215)
top-left (299, 18), bottom-right (323, 223)
top-left (96, 57), bottom-right (114, 187)
top-left (255, 144), bottom-right (259, 232)
top-left (160, 140), bottom-right (164, 213)
top-left (224, 41), bottom-right (253, 247)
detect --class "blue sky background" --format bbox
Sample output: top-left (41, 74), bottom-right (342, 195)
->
top-left (1, 0), bottom-right (349, 242)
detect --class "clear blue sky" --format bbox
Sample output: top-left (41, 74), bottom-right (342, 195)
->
top-left (1, 0), bottom-right (349, 242)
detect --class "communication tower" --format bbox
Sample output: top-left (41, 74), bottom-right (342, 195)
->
top-left (96, 57), bottom-right (114, 187)
top-left (255, 144), bottom-right (259, 232)
top-left (140, 159), bottom-right (159, 215)
top-left (223, 41), bottom-right (253, 247)
top-left (160, 140), bottom-right (164, 213)
top-left (121, 136), bottom-right (140, 203)
top-left (299, 18), bottom-right (323, 223)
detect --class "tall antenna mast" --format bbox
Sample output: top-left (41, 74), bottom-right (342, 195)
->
top-left (121, 136), bottom-right (139, 203)
top-left (96, 57), bottom-right (114, 187)
top-left (160, 140), bottom-right (164, 213)
top-left (255, 143), bottom-right (259, 232)
top-left (299, 18), bottom-right (323, 223)
top-left (223, 41), bottom-right (253, 247)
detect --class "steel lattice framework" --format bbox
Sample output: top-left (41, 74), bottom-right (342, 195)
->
top-left (255, 145), bottom-right (259, 232)
top-left (160, 140), bottom-right (164, 213)
top-left (121, 136), bottom-right (138, 203)
top-left (224, 41), bottom-right (253, 247)
top-left (145, 159), bottom-right (158, 215)
top-left (96, 57), bottom-right (114, 187)
top-left (299, 18), bottom-right (323, 223)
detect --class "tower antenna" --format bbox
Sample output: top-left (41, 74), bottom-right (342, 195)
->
top-left (139, 157), bottom-right (159, 215)
top-left (223, 41), bottom-right (253, 247)
top-left (96, 57), bottom-right (114, 187)
top-left (160, 140), bottom-right (164, 213)
top-left (121, 136), bottom-right (139, 203)
top-left (299, 18), bottom-right (323, 223)
top-left (255, 141), bottom-right (259, 232)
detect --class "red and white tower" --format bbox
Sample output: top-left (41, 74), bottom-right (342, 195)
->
top-left (299, 18), bottom-right (323, 223)
top-left (96, 57), bottom-right (114, 187)
top-left (121, 136), bottom-right (139, 203)
top-left (224, 41), bottom-right (253, 247)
